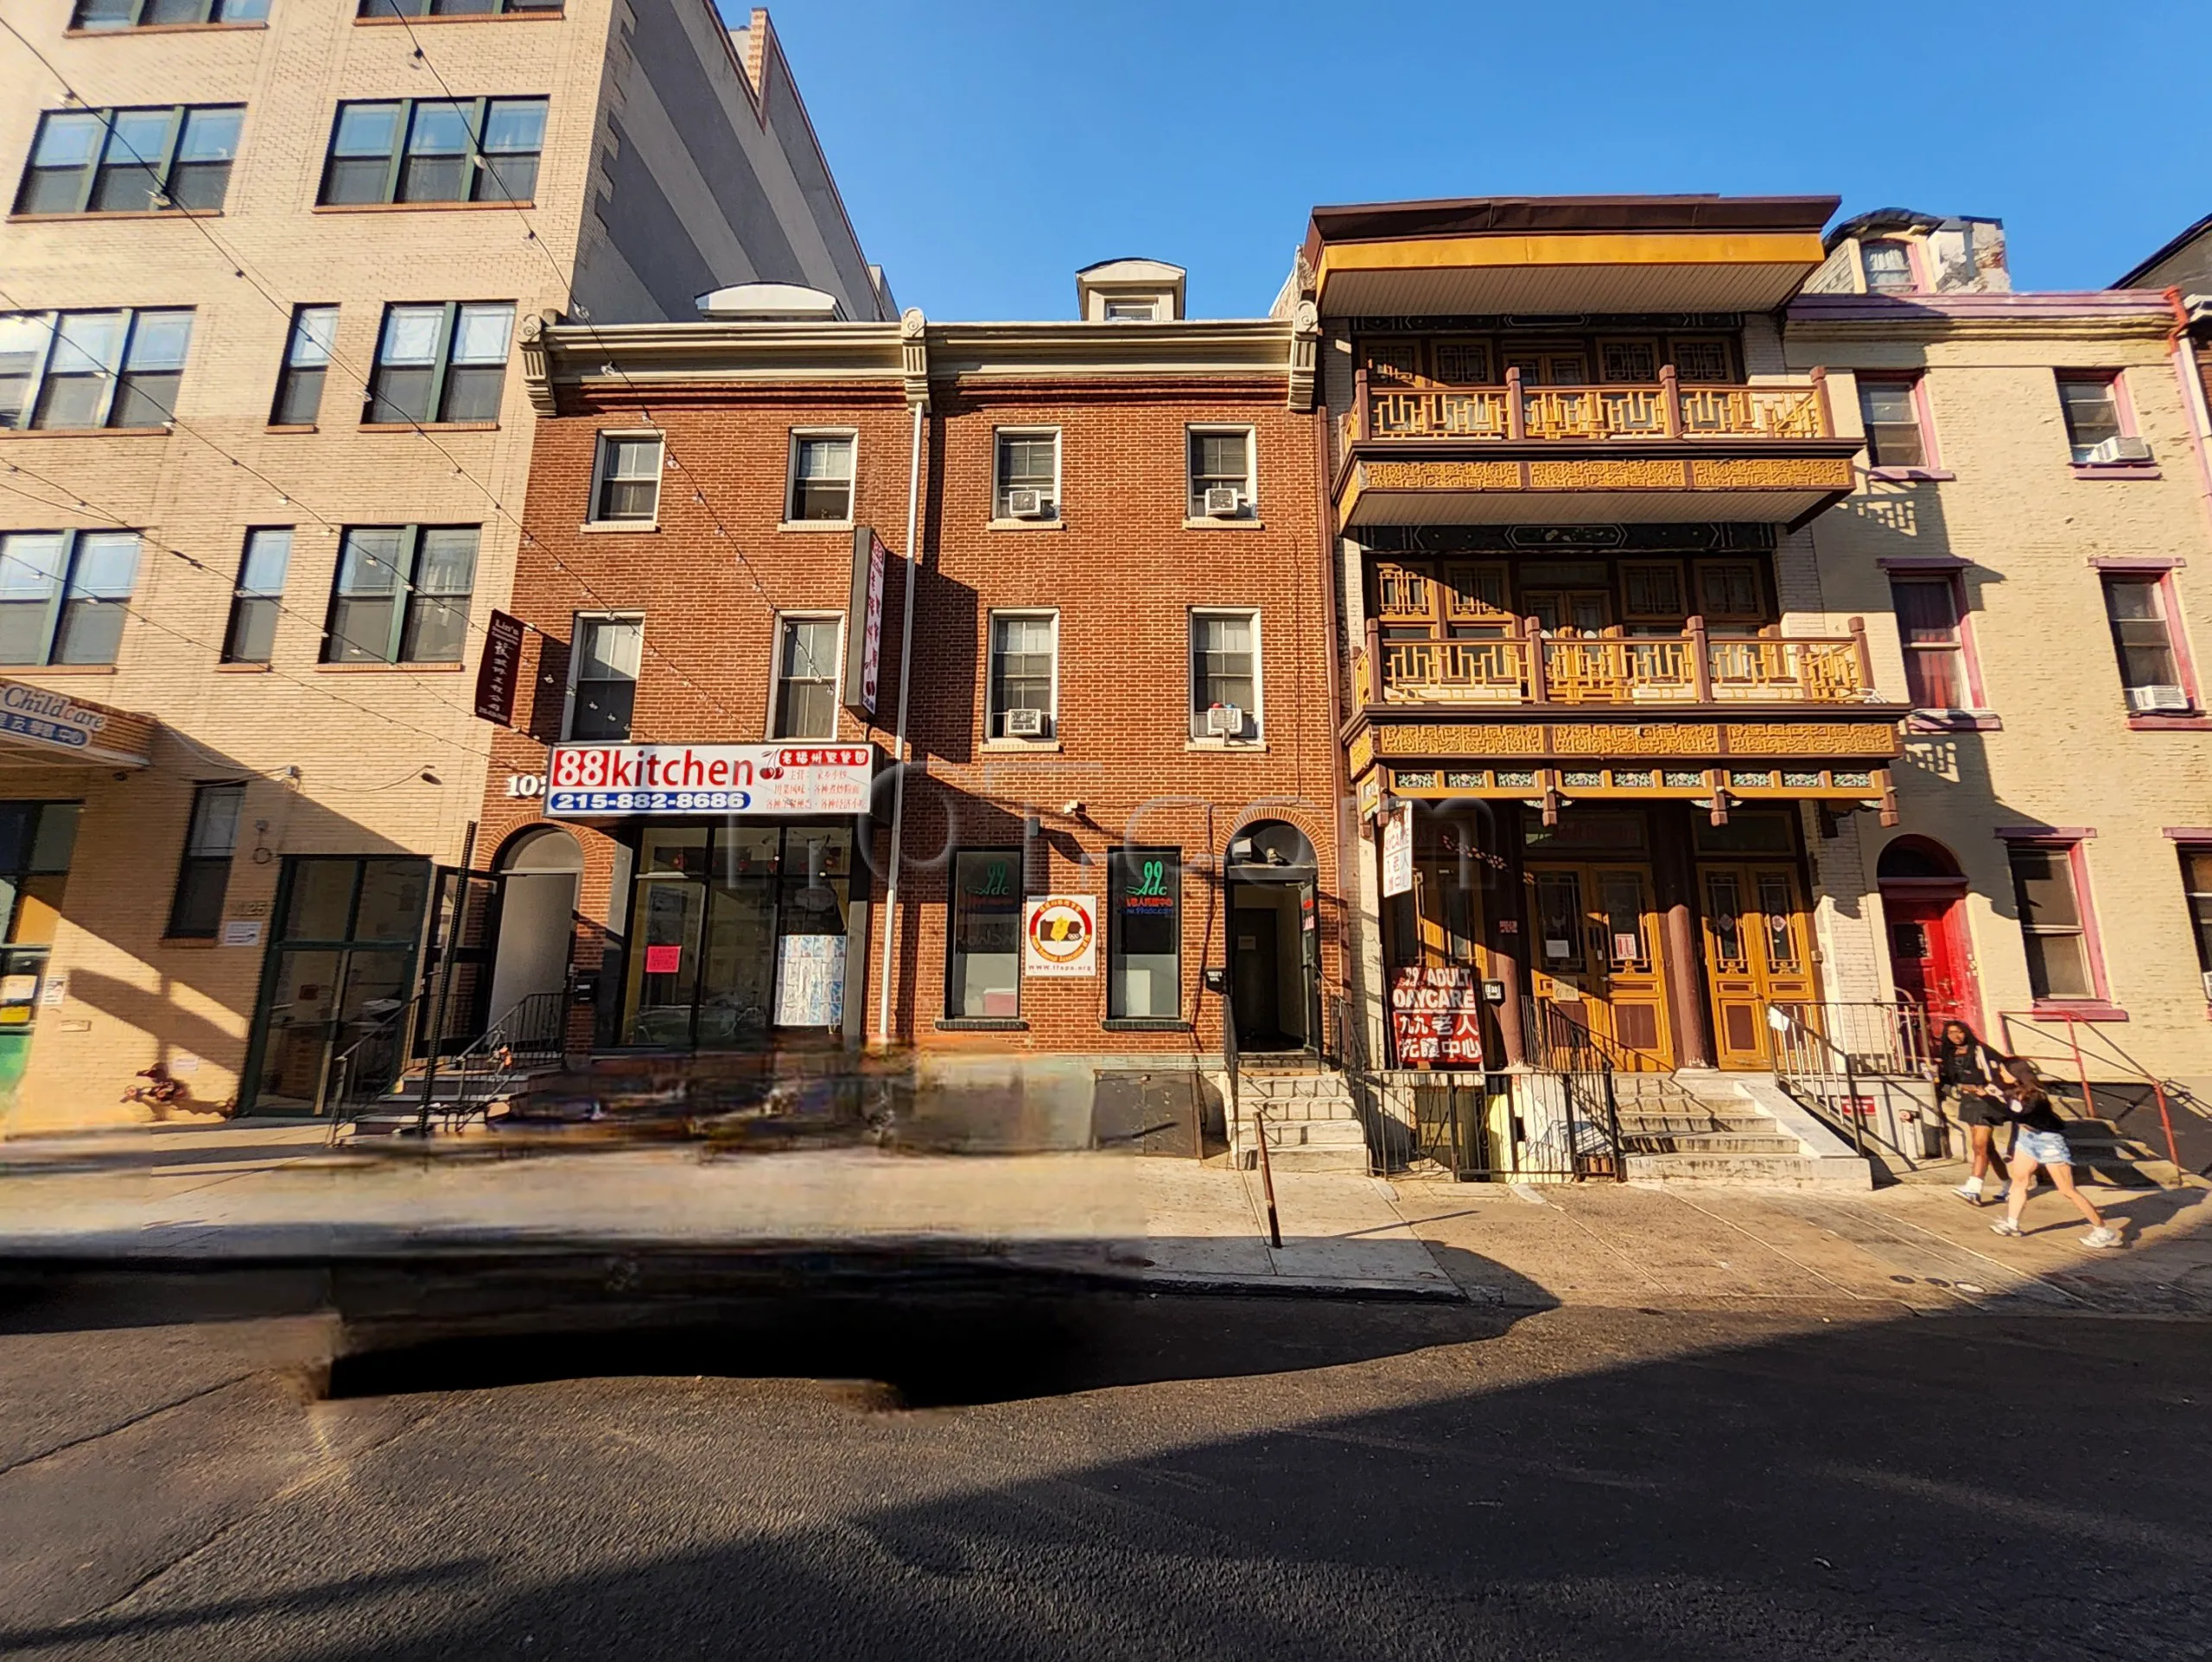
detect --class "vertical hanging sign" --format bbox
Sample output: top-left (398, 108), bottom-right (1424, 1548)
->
top-left (843, 527), bottom-right (888, 719)
top-left (1381, 800), bottom-right (1414, 898)
top-left (474, 610), bottom-right (526, 726)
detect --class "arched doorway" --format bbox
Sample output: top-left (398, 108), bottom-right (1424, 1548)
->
top-left (1225, 820), bottom-right (1318, 1054)
top-left (486, 826), bottom-right (582, 1023)
top-left (1878, 835), bottom-right (1980, 1035)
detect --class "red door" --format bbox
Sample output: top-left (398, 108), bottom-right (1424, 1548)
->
top-left (1884, 893), bottom-right (1980, 1034)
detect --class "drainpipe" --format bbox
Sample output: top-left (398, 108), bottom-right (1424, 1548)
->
top-left (874, 346), bottom-right (928, 1046)
top-left (2164, 288), bottom-right (2212, 536)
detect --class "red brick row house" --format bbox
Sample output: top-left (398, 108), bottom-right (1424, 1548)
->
top-left (474, 264), bottom-right (1351, 1148)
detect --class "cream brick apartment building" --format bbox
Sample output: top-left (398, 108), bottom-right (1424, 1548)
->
top-left (1790, 211), bottom-right (2212, 1086)
top-left (0, 0), bottom-right (887, 1128)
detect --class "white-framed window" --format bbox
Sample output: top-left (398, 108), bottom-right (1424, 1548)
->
top-left (785, 430), bottom-right (855, 525)
top-left (993, 428), bottom-right (1060, 521)
top-left (771, 613), bottom-right (843, 738)
top-left (565, 613), bottom-right (641, 741)
top-left (588, 430), bottom-right (662, 525)
top-left (987, 609), bottom-right (1058, 741)
top-left (1190, 608), bottom-right (1261, 742)
top-left (1187, 425), bottom-right (1255, 519)
top-left (1103, 298), bottom-right (1157, 322)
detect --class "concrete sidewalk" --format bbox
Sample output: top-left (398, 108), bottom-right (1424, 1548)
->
top-left (0, 1122), bottom-right (2208, 1313)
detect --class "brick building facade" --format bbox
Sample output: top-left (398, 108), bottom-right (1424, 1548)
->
top-left (476, 273), bottom-right (1342, 1102)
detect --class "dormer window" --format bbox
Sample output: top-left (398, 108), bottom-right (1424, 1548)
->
top-left (1862, 239), bottom-right (1916, 295)
top-left (1103, 299), bottom-right (1157, 323)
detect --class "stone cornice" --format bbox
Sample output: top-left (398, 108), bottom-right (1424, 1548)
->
top-left (526, 314), bottom-right (1305, 413)
top-left (1786, 291), bottom-right (2174, 344)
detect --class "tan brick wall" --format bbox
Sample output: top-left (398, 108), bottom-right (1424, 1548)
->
top-left (0, 0), bottom-right (884, 1127)
top-left (1792, 320), bottom-right (2212, 1075)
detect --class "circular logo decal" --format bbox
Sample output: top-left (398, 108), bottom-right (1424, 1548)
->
top-left (1027, 896), bottom-right (1095, 965)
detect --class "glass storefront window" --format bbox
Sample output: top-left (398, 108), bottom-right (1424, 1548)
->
top-left (949, 850), bottom-right (1020, 1018)
top-left (618, 824), bottom-right (855, 1047)
top-left (1109, 848), bottom-right (1179, 1018)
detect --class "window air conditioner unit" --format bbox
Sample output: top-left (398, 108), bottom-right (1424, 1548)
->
top-left (1202, 485), bottom-right (1243, 518)
top-left (1205, 703), bottom-right (1244, 737)
top-left (2126, 684), bottom-right (2190, 712)
top-left (1005, 487), bottom-right (1052, 519)
top-left (2202, 969), bottom-right (2212, 1003)
top-left (2086, 436), bottom-right (2153, 465)
top-left (1002, 707), bottom-right (1047, 737)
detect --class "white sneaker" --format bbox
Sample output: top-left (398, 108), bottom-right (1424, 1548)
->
top-left (2081, 1226), bottom-right (2121, 1250)
top-left (1992, 1188), bottom-right (2012, 1204)
top-left (1954, 1181), bottom-right (1983, 1205)
top-left (1990, 1219), bottom-right (2022, 1238)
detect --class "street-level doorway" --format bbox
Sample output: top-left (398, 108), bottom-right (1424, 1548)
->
top-left (618, 820), bottom-right (855, 1049)
top-left (486, 826), bottom-right (582, 1026)
top-left (1878, 836), bottom-right (1980, 1036)
top-left (1528, 859), bottom-right (1672, 1068)
top-left (1226, 820), bottom-right (1318, 1055)
top-left (1694, 811), bottom-right (1820, 1068)
top-left (1522, 807), bottom-right (1671, 1070)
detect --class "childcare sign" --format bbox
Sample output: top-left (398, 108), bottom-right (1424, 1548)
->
top-left (1389, 965), bottom-right (1484, 1067)
top-left (0, 682), bottom-right (107, 752)
top-left (543, 744), bottom-right (873, 817)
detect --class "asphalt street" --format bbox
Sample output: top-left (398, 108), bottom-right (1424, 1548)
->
top-left (1, 1264), bottom-right (2206, 1660)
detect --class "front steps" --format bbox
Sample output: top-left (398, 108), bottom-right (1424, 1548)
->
top-left (1229, 1067), bottom-right (1370, 1173)
top-left (1611, 1071), bottom-right (1872, 1188)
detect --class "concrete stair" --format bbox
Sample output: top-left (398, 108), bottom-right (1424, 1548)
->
top-left (1614, 1072), bottom-right (1872, 1188)
top-left (1230, 1067), bottom-right (1370, 1173)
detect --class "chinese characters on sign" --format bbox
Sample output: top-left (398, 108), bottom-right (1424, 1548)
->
top-left (543, 744), bottom-right (873, 817)
top-left (1389, 965), bottom-right (1484, 1067)
top-left (474, 609), bottom-right (526, 726)
top-left (843, 527), bottom-right (888, 719)
top-left (1381, 801), bottom-right (1414, 898)
top-left (1023, 895), bottom-right (1097, 977)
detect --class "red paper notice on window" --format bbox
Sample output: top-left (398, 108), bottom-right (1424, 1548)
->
top-left (644, 944), bottom-right (682, 974)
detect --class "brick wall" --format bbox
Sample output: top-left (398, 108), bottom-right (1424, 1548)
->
top-left (482, 375), bottom-right (1343, 1062)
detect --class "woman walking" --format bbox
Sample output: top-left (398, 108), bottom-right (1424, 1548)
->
top-left (1987, 1058), bottom-right (2121, 1249)
top-left (1933, 1019), bottom-right (2009, 1206)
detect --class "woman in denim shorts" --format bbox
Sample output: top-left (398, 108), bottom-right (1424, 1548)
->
top-left (1988, 1058), bottom-right (2120, 1250)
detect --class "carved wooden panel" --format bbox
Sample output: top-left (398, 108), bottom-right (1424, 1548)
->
top-left (1379, 723), bottom-right (1546, 757)
top-left (1724, 722), bottom-right (1901, 757)
top-left (1527, 459), bottom-right (1688, 491)
top-left (1550, 723), bottom-right (1721, 755)
top-left (1689, 456), bottom-right (1854, 489)
top-left (1441, 561), bottom-right (1510, 621)
top-left (1620, 560), bottom-right (1687, 621)
top-left (1696, 560), bottom-right (1766, 621)
top-left (1347, 729), bottom-right (1375, 776)
top-left (1363, 460), bottom-right (1522, 492)
top-left (1374, 562), bottom-right (1433, 621)
top-left (1668, 336), bottom-right (1736, 383)
top-left (1433, 339), bottom-right (1493, 384)
top-left (1363, 339), bottom-right (1421, 385)
top-left (1599, 338), bottom-right (1659, 383)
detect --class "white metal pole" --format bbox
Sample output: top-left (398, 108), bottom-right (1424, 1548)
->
top-left (875, 394), bottom-right (925, 1043)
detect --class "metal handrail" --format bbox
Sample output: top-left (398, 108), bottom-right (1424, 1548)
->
top-left (1766, 999), bottom-right (1934, 1165)
top-left (1520, 1000), bottom-right (1626, 1181)
top-left (321, 993), bottom-right (422, 1144)
top-left (1994, 1009), bottom-right (2196, 1173)
top-left (431, 990), bottom-right (568, 1132)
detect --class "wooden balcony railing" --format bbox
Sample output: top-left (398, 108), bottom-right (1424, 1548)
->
top-left (1344, 366), bottom-right (1835, 447)
top-left (1357, 616), bottom-right (1878, 708)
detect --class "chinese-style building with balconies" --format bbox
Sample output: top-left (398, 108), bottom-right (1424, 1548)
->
top-left (1294, 194), bottom-right (1914, 1092)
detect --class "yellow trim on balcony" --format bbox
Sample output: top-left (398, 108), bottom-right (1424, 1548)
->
top-left (1314, 230), bottom-right (1827, 290)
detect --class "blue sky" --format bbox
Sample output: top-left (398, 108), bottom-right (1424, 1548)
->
top-left (752, 1), bottom-right (2202, 321)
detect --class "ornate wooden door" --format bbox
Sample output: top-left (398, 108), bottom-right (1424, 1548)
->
top-left (1701, 864), bottom-right (1819, 1067)
top-left (1526, 589), bottom-right (1612, 634)
top-left (1529, 863), bottom-right (1673, 1070)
